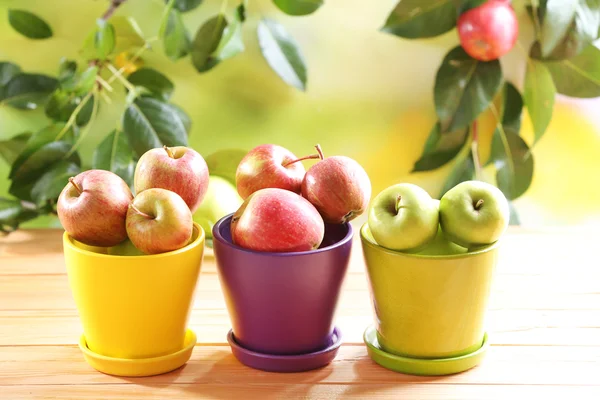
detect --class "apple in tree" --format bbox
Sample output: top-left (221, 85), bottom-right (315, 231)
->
top-left (57, 170), bottom-right (133, 247)
top-left (134, 146), bottom-right (209, 213)
top-left (126, 188), bottom-right (193, 254)
top-left (302, 145), bottom-right (371, 224)
top-left (231, 188), bottom-right (325, 252)
top-left (193, 175), bottom-right (243, 239)
top-left (368, 183), bottom-right (439, 251)
top-left (439, 180), bottom-right (509, 248)
top-left (457, 0), bottom-right (518, 61)
top-left (236, 144), bottom-right (321, 200)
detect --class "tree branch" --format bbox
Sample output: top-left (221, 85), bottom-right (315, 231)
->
top-left (471, 120), bottom-right (482, 181)
top-left (102, 0), bottom-right (128, 21)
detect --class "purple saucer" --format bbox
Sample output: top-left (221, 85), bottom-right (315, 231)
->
top-left (227, 327), bottom-right (343, 373)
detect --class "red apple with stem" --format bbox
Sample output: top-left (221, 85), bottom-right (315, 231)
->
top-left (457, 0), bottom-right (518, 62)
top-left (126, 188), bottom-right (193, 255)
top-left (57, 170), bottom-right (133, 247)
top-left (231, 188), bottom-right (325, 252)
top-left (134, 146), bottom-right (209, 213)
top-left (302, 145), bottom-right (371, 224)
top-left (235, 144), bottom-right (321, 200)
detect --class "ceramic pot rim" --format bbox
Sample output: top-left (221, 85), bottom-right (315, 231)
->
top-left (360, 223), bottom-right (500, 260)
top-left (213, 213), bottom-right (354, 257)
top-left (63, 222), bottom-right (205, 259)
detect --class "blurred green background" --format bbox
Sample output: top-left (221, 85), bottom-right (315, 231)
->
top-left (1, 0), bottom-right (600, 228)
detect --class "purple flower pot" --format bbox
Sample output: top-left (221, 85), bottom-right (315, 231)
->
top-left (213, 214), bottom-right (353, 357)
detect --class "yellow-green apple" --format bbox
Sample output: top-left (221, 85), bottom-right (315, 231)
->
top-left (440, 180), bottom-right (509, 248)
top-left (57, 170), bottom-right (133, 247)
top-left (236, 144), bottom-right (320, 199)
top-left (126, 188), bottom-right (193, 254)
top-left (457, 0), bottom-right (518, 61)
top-left (193, 175), bottom-right (242, 239)
top-left (302, 146), bottom-right (371, 224)
top-left (107, 239), bottom-right (145, 256)
top-left (231, 188), bottom-right (325, 252)
top-left (134, 146), bottom-right (209, 213)
top-left (415, 227), bottom-right (468, 256)
top-left (368, 183), bottom-right (438, 251)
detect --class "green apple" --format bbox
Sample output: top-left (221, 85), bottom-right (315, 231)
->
top-left (415, 227), bottom-right (468, 256)
top-left (107, 239), bottom-right (145, 256)
top-left (368, 183), bottom-right (439, 251)
top-left (193, 175), bottom-right (243, 239)
top-left (439, 180), bottom-right (509, 248)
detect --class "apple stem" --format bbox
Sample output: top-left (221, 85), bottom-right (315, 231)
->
top-left (164, 145), bottom-right (175, 158)
top-left (315, 144), bottom-right (325, 160)
top-left (68, 177), bottom-right (82, 195)
top-left (474, 199), bottom-right (484, 210)
top-left (283, 153), bottom-right (322, 167)
top-left (395, 194), bottom-right (402, 214)
top-left (129, 203), bottom-right (153, 219)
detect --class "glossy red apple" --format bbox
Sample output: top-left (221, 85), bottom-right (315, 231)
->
top-left (134, 146), bottom-right (209, 213)
top-left (126, 188), bottom-right (193, 254)
top-left (57, 170), bottom-right (133, 247)
top-left (302, 146), bottom-right (371, 224)
top-left (457, 0), bottom-right (518, 62)
top-left (231, 188), bottom-right (325, 252)
top-left (235, 144), bottom-right (320, 200)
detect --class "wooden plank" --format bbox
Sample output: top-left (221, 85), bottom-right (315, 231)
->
top-left (1, 345), bottom-right (599, 387)
top-left (1, 309), bottom-right (599, 346)
top-left (2, 383), bottom-right (599, 400)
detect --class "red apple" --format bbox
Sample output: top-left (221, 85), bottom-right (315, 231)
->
top-left (302, 146), bottom-right (371, 224)
top-left (457, 0), bottom-right (518, 62)
top-left (126, 188), bottom-right (193, 254)
top-left (231, 188), bottom-right (325, 252)
top-left (235, 144), bottom-right (320, 200)
top-left (57, 170), bottom-right (133, 247)
top-left (134, 146), bottom-right (209, 213)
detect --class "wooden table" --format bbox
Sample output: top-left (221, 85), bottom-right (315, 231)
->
top-left (1, 228), bottom-right (599, 399)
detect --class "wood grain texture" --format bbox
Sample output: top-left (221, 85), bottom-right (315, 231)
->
top-left (1, 228), bottom-right (599, 399)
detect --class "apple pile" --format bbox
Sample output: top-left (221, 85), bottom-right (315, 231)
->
top-left (57, 146), bottom-right (209, 255)
top-left (457, 0), bottom-right (518, 62)
top-left (231, 144), bottom-right (371, 252)
top-left (368, 181), bottom-right (509, 254)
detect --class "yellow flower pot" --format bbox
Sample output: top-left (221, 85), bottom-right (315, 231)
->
top-left (360, 223), bottom-right (499, 375)
top-left (63, 222), bottom-right (205, 376)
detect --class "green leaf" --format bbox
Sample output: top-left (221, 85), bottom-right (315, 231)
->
top-left (92, 130), bottom-right (135, 185)
top-left (273, 0), bottom-right (323, 16)
top-left (523, 60), bottom-right (555, 144)
top-left (169, 103), bottom-right (192, 133)
top-left (544, 44), bottom-right (600, 98)
top-left (128, 68), bottom-right (174, 100)
top-left (501, 82), bottom-right (524, 132)
top-left (434, 46), bottom-right (503, 133)
top-left (112, 16), bottom-right (146, 53)
top-left (30, 161), bottom-right (80, 205)
top-left (381, 0), bottom-right (457, 39)
top-left (58, 59), bottom-right (77, 83)
top-left (95, 19), bottom-right (116, 59)
top-left (74, 66), bottom-right (98, 96)
top-left (45, 90), bottom-right (95, 126)
top-left (160, 5), bottom-right (191, 61)
top-left (0, 62), bottom-right (21, 86)
top-left (204, 148), bottom-right (248, 184)
top-left (412, 122), bottom-right (469, 172)
top-left (489, 128), bottom-right (534, 200)
top-left (439, 155), bottom-right (475, 199)
top-left (0, 73), bottom-right (58, 109)
top-left (9, 141), bottom-right (80, 183)
top-left (216, 11), bottom-right (245, 63)
top-left (453, 0), bottom-right (487, 14)
top-left (168, 0), bottom-right (204, 12)
top-left (122, 97), bottom-right (189, 157)
top-left (0, 132), bottom-right (31, 165)
top-left (8, 9), bottom-right (52, 39)
top-left (538, 0), bottom-right (578, 58)
top-left (237, 0), bottom-right (247, 22)
top-left (257, 18), bottom-right (307, 91)
top-left (0, 197), bottom-right (38, 233)
top-left (191, 15), bottom-right (228, 72)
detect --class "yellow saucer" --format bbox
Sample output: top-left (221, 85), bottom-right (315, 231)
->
top-left (79, 329), bottom-right (197, 377)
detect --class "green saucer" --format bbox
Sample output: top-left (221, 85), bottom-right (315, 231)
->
top-left (363, 325), bottom-right (489, 376)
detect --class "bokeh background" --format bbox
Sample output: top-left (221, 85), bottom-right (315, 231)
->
top-left (1, 0), bottom-right (600, 228)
